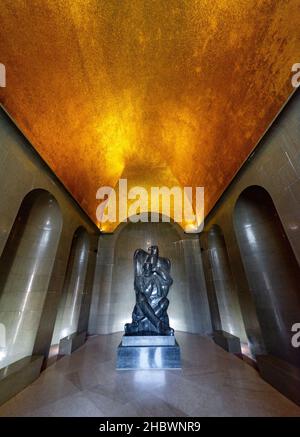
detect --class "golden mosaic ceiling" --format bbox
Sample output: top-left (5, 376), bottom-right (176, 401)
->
top-left (0, 0), bottom-right (300, 231)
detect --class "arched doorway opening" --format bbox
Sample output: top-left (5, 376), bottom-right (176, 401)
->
top-left (89, 213), bottom-right (211, 335)
top-left (201, 225), bottom-right (243, 334)
top-left (234, 185), bottom-right (300, 366)
top-left (0, 189), bottom-right (62, 368)
top-left (51, 227), bottom-right (90, 346)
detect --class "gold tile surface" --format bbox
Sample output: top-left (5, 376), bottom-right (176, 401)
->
top-left (0, 0), bottom-right (299, 231)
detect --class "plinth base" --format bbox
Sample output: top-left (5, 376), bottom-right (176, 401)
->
top-left (257, 354), bottom-right (300, 406)
top-left (117, 335), bottom-right (181, 370)
top-left (58, 331), bottom-right (87, 355)
top-left (213, 330), bottom-right (241, 354)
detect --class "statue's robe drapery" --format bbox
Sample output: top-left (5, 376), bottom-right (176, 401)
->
top-left (125, 247), bottom-right (174, 336)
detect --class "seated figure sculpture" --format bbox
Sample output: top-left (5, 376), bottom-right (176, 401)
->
top-left (125, 245), bottom-right (174, 336)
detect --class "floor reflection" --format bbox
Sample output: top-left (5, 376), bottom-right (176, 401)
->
top-left (0, 332), bottom-right (299, 417)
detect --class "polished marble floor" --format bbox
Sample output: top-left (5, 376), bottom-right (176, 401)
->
top-left (0, 332), bottom-right (300, 417)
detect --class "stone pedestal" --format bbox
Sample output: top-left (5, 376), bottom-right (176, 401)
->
top-left (117, 335), bottom-right (181, 370)
top-left (213, 330), bottom-right (242, 354)
top-left (257, 354), bottom-right (300, 406)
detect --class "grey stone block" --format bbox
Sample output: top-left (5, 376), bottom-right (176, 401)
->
top-left (213, 330), bottom-right (242, 354)
top-left (117, 337), bottom-right (181, 370)
top-left (257, 354), bottom-right (300, 406)
top-left (122, 335), bottom-right (176, 347)
top-left (0, 355), bottom-right (43, 406)
top-left (59, 331), bottom-right (87, 355)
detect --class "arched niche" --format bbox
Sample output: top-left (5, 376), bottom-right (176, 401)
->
top-left (207, 225), bottom-right (242, 336)
top-left (0, 189), bottom-right (62, 368)
top-left (111, 219), bottom-right (184, 333)
top-left (200, 225), bottom-right (247, 341)
top-left (51, 227), bottom-right (90, 344)
top-left (91, 212), bottom-right (211, 335)
top-left (234, 185), bottom-right (300, 366)
top-left (200, 226), bottom-right (225, 332)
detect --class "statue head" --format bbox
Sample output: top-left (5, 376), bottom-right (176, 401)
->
top-left (147, 245), bottom-right (159, 256)
top-left (143, 261), bottom-right (152, 277)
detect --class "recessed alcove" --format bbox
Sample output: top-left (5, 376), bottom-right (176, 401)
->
top-left (234, 185), bottom-right (300, 367)
top-left (51, 227), bottom-right (90, 346)
top-left (89, 214), bottom-right (212, 336)
top-left (0, 189), bottom-right (62, 369)
top-left (200, 225), bottom-right (246, 354)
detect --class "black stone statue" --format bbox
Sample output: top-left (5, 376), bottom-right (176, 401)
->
top-left (125, 245), bottom-right (174, 336)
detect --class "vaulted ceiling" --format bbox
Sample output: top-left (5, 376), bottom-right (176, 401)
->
top-left (0, 0), bottom-right (299, 231)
